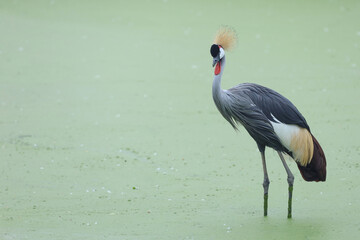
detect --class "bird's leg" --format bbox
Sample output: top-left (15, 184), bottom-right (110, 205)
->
top-left (277, 151), bottom-right (294, 219)
top-left (261, 151), bottom-right (270, 217)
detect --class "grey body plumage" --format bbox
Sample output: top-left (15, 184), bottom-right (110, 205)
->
top-left (212, 55), bottom-right (306, 154)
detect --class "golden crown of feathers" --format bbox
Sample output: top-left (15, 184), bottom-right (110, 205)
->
top-left (213, 26), bottom-right (237, 50)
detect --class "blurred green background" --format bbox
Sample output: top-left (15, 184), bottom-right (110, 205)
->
top-left (1, 0), bottom-right (359, 239)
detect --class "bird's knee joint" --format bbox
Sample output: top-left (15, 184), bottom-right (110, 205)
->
top-left (263, 179), bottom-right (270, 189)
top-left (287, 175), bottom-right (294, 185)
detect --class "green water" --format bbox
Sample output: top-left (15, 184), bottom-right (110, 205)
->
top-left (1, 1), bottom-right (360, 239)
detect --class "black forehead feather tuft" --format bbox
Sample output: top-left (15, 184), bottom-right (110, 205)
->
top-left (210, 44), bottom-right (219, 57)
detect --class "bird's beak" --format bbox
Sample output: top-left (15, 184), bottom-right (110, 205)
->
top-left (212, 55), bottom-right (220, 67)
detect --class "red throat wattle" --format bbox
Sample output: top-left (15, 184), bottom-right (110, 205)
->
top-left (214, 61), bottom-right (221, 75)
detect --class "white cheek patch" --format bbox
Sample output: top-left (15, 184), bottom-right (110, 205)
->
top-left (219, 47), bottom-right (225, 59)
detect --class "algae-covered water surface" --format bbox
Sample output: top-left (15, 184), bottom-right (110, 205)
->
top-left (1, 1), bottom-right (360, 239)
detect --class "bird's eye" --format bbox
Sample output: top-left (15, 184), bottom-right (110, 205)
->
top-left (210, 44), bottom-right (219, 57)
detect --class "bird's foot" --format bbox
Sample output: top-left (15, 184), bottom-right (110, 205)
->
top-left (264, 193), bottom-right (268, 217)
top-left (287, 185), bottom-right (293, 219)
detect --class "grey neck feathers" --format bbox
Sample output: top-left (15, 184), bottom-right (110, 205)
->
top-left (212, 56), bottom-right (228, 108)
top-left (212, 56), bottom-right (238, 128)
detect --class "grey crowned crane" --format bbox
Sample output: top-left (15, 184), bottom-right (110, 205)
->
top-left (210, 28), bottom-right (326, 218)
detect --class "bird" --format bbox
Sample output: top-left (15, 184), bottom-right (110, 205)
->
top-left (209, 27), bottom-right (326, 218)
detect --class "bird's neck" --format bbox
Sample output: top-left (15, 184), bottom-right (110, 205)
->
top-left (212, 56), bottom-right (227, 103)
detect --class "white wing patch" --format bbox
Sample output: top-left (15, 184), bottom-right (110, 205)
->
top-left (270, 114), bottom-right (313, 166)
top-left (269, 114), bottom-right (300, 151)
